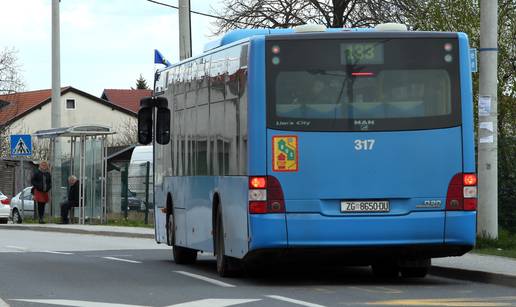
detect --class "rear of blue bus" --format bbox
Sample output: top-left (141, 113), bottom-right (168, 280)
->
top-left (246, 31), bottom-right (476, 266)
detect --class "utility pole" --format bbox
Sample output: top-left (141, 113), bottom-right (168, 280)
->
top-left (51, 0), bottom-right (62, 216)
top-left (178, 0), bottom-right (192, 60)
top-left (478, 0), bottom-right (498, 239)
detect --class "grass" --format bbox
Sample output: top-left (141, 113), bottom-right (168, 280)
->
top-left (474, 229), bottom-right (516, 259)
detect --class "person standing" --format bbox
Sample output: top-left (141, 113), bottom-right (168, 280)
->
top-left (31, 161), bottom-right (52, 224)
top-left (60, 175), bottom-right (79, 224)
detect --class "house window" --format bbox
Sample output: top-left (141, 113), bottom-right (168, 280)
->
top-left (66, 99), bottom-right (76, 109)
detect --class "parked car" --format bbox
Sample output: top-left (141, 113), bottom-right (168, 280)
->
top-left (10, 187), bottom-right (34, 224)
top-left (0, 191), bottom-right (11, 224)
top-left (127, 193), bottom-right (146, 212)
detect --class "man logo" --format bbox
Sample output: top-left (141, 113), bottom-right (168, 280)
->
top-left (354, 120), bottom-right (375, 126)
top-left (354, 119), bottom-right (375, 130)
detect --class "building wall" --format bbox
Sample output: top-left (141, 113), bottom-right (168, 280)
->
top-left (8, 92), bottom-right (136, 144)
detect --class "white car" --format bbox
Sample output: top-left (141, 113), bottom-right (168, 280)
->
top-left (10, 187), bottom-right (34, 224)
top-left (0, 191), bottom-right (11, 224)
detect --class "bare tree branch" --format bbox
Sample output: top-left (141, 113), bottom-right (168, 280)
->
top-left (0, 47), bottom-right (25, 95)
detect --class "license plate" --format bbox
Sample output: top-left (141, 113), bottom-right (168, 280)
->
top-left (340, 200), bottom-right (390, 213)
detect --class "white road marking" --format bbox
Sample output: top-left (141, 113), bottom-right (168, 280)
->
top-left (0, 296), bottom-right (9, 307)
top-left (102, 256), bottom-right (142, 264)
top-left (11, 299), bottom-right (148, 307)
top-left (174, 271), bottom-right (236, 288)
top-left (267, 295), bottom-right (326, 307)
top-left (5, 245), bottom-right (27, 251)
top-left (167, 298), bottom-right (261, 307)
top-left (41, 250), bottom-right (74, 255)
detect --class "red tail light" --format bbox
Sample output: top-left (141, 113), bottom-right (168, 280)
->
top-left (464, 198), bottom-right (477, 211)
top-left (446, 173), bottom-right (477, 211)
top-left (249, 201), bottom-right (268, 214)
top-left (249, 176), bottom-right (267, 189)
top-left (1, 198), bottom-right (10, 205)
top-left (248, 175), bottom-right (285, 214)
top-left (463, 174), bottom-right (477, 186)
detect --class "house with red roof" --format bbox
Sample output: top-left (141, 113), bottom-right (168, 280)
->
top-left (101, 89), bottom-right (152, 114)
top-left (0, 86), bottom-right (137, 151)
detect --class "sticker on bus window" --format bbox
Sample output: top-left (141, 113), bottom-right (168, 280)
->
top-left (273, 135), bottom-right (298, 172)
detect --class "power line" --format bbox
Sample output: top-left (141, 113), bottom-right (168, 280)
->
top-left (146, 0), bottom-right (231, 22)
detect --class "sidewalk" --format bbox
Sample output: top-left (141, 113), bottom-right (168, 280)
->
top-left (0, 223), bottom-right (154, 239)
top-left (1, 223), bottom-right (515, 287)
top-left (431, 253), bottom-right (516, 287)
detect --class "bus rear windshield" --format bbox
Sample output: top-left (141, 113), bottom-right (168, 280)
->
top-left (266, 37), bottom-right (461, 131)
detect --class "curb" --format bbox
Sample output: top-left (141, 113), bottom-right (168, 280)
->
top-left (430, 266), bottom-right (516, 288)
top-left (0, 224), bottom-right (154, 239)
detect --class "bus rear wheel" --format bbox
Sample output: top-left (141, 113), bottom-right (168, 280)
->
top-left (168, 213), bottom-right (197, 264)
top-left (400, 259), bottom-right (430, 278)
top-left (400, 266), bottom-right (429, 278)
top-left (371, 262), bottom-right (399, 278)
top-left (215, 207), bottom-right (242, 277)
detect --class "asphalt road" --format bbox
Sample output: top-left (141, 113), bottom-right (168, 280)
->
top-left (0, 230), bottom-right (515, 307)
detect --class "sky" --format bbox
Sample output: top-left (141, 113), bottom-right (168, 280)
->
top-left (0, 0), bottom-right (223, 96)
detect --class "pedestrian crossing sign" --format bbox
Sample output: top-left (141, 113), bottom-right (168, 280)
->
top-left (10, 134), bottom-right (32, 157)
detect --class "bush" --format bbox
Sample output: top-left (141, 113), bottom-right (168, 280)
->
top-left (499, 137), bottom-right (516, 234)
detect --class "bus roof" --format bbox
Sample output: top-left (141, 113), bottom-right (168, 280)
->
top-left (203, 23), bottom-right (397, 52)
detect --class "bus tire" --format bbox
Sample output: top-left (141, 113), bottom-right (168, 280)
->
top-left (215, 207), bottom-right (242, 277)
top-left (168, 209), bottom-right (197, 264)
top-left (173, 246), bottom-right (198, 265)
top-left (400, 259), bottom-right (430, 278)
top-left (166, 212), bottom-right (174, 246)
top-left (372, 262), bottom-right (399, 279)
top-left (400, 266), bottom-right (429, 278)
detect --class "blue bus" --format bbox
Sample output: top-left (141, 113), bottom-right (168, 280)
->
top-left (138, 23), bottom-right (477, 278)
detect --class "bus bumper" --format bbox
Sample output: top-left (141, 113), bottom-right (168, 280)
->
top-left (248, 211), bottom-right (475, 259)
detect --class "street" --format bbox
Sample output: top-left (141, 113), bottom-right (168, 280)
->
top-left (0, 230), bottom-right (515, 307)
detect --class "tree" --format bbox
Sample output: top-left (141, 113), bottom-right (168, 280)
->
top-left (211, 0), bottom-right (396, 35)
top-left (107, 118), bottom-right (138, 147)
top-left (0, 124), bottom-right (10, 159)
top-left (135, 74), bottom-right (150, 90)
top-left (0, 47), bottom-right (24, 94)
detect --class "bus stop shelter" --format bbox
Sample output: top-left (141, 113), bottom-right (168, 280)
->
top-left (33, 125), bottom-right (115, 224)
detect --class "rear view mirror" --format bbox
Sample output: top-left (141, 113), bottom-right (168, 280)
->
top-left (156, 107), bottom-right (170, 145)
top-left (138, 107), bottom-right (153, 145)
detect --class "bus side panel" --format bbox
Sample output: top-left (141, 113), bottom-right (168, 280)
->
top-left (247, 36), bottom-right (288, 251)
top-left (445, 211), bottom-right (476, 245)
top-left (167, 176), bottom-right (187, 247)
top-left (445, 33), bottom-right (476, 247)
top-left (154, 183), bottom-right (167, 243)
top-left (458, 32), bottom-right (475, 173)
top-left (219, 177), bottom-right (249, 258)
top-left (248, 36), bottom-right (267, 175)
top-left (185, 177), bottom-right (215, 252)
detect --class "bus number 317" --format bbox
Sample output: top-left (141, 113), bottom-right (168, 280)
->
top-left (354, 139), bottom-right (375, 150)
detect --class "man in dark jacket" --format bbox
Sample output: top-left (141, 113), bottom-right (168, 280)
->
top-left (60, 175), bottom-right (80, 224)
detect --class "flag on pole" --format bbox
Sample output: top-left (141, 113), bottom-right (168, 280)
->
top-left (154, 49), bottom-right (171, 67)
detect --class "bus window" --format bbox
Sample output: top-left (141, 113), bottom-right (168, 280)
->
top-left (267, 38), bottom-right (461, 131)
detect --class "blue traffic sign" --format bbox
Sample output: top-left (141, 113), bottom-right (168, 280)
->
top-left (10, 134), bottom-right (32, 157)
